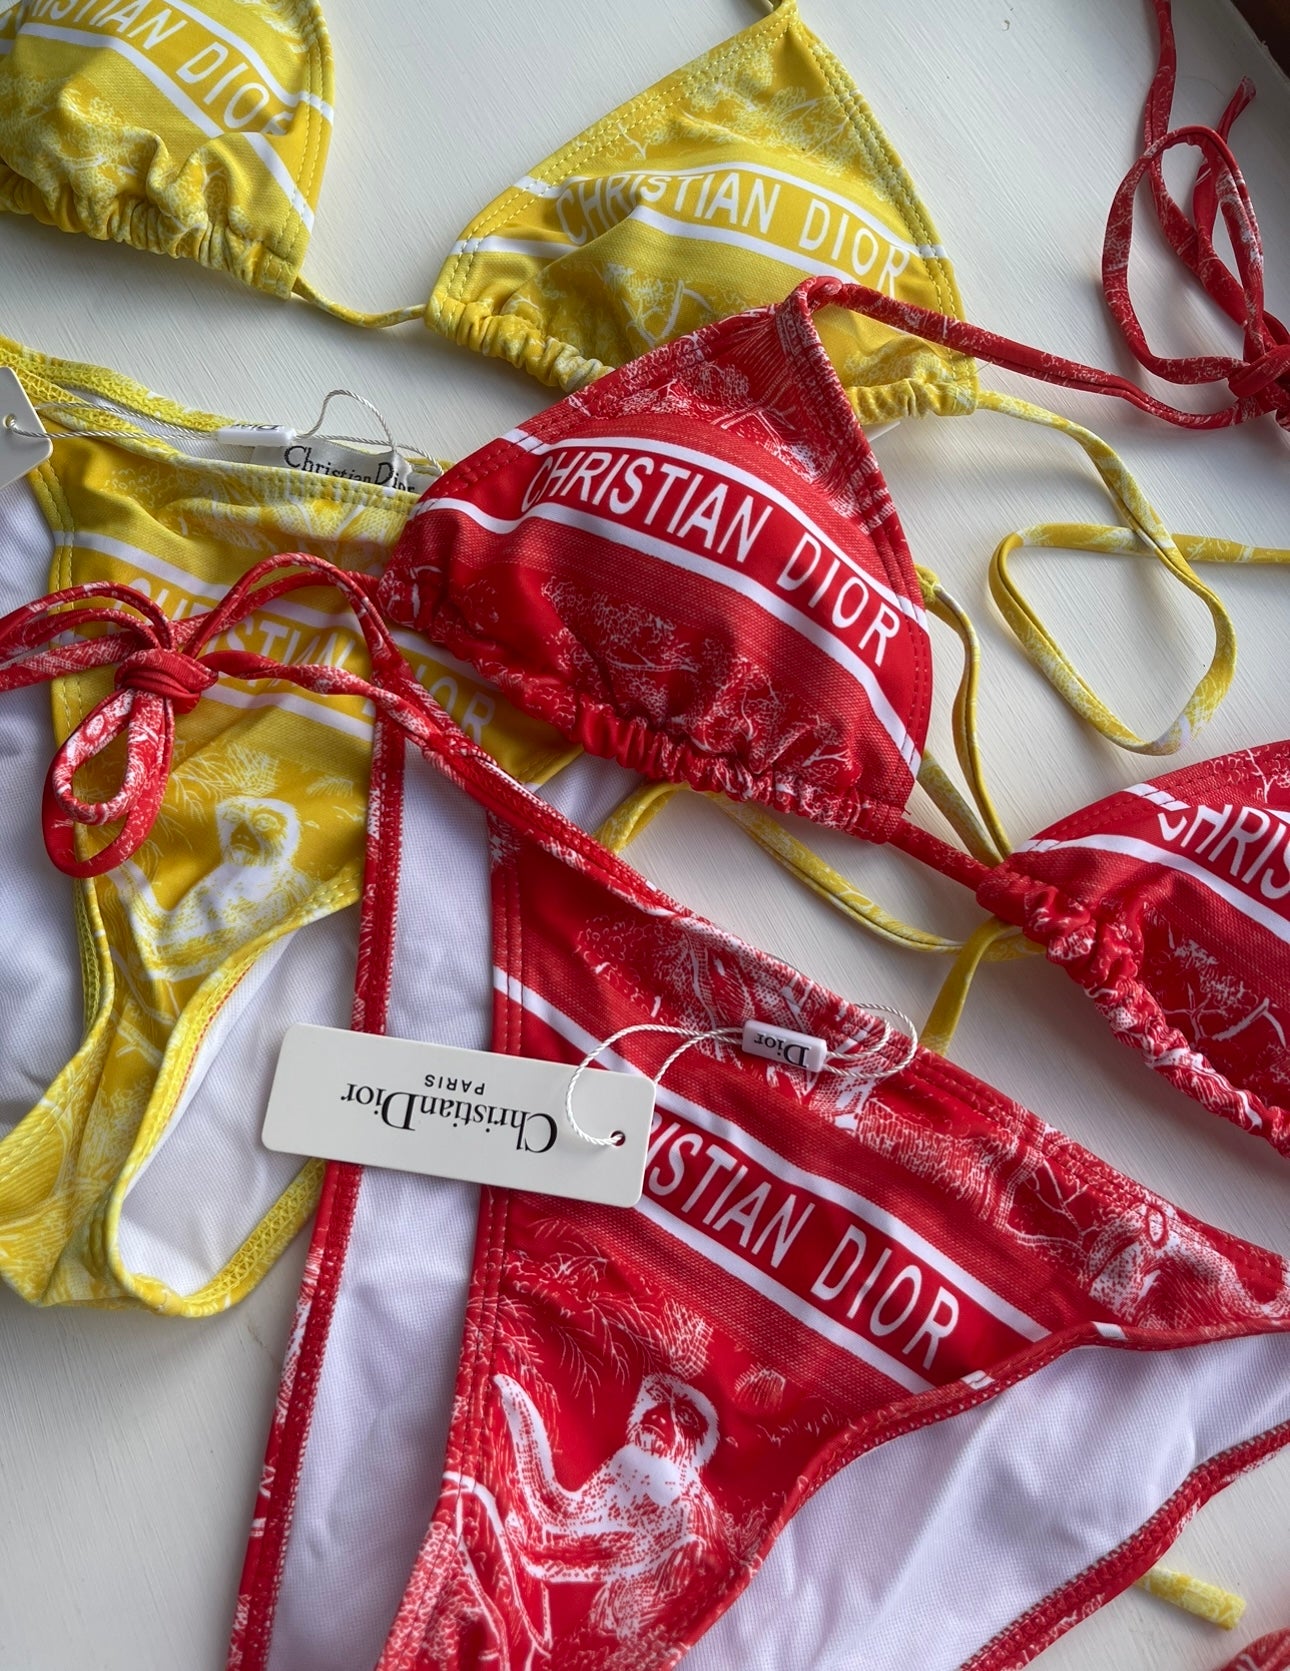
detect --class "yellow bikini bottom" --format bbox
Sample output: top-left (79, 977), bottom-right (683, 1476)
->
top-left (0, 334), bottom-right (575, 1313)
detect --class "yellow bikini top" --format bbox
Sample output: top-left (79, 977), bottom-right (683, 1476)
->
top-left (0, 0), bottom-right (973, 425)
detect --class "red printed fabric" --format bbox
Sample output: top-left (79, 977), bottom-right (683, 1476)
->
top-left (222, 631), bottom-right (1290, 1667)
top-left (980, 744), bottom-right (1290, 1157)
top-left (361, 816), bottom-right (1289, 1671)
top-left (377, 296), bottom-right (932, 840)
top-left (1220, 1631), bottom-right (1290, 1671)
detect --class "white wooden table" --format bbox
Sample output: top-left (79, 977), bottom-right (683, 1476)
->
top-left (0, 2), bottom-right (1287, 1667)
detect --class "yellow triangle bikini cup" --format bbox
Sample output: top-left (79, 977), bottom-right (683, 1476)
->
top-left (0, 338), bottom-right (577, 1314)
top-left (0, 0), bottom-right (971, 1312)
top-left (418, 0), bottom-right (973, 425)
top-left (0, 0), bottom-right (332, 296)
top-left (590, 388), bottom-right (1289, 1054)
top-left (0, 0), bottom-right (974, 428)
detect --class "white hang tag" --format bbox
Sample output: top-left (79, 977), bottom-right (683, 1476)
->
top-left (741, 1019), bottom-right (828, 1073)
top-left (262, 1023), bottom-right (652, 1207)
top-left (241, 433), bottom-right (436, 494)
top-left (0, 368), bottom-right (53, 493)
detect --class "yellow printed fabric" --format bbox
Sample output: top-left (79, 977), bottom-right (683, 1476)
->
top-left (0, 0), bottom-right (332, 296)
top-left (0, 337), bottom-right (574, 1313)
top-left (0, 0), bottom-right (975, 422)
top-left (975, 389), bottom-right (1243, 757)
top-left (427, 0), bottom-right (975, 426)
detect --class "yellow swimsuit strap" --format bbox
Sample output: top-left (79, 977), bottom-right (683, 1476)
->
top-left (978, 387), bottom-right (1276, 756)
top-left (920, 917), bottom-right (1035, 1054)
top-left (292, 275), bottom-right (424, 330)
top-left (915, 565), bottom-right (1010, 865)
top-left (597, 780), bottom-right (963, 952)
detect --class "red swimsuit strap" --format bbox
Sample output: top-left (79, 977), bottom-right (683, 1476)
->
top-left (791, 0), bottom-right (1290, 442)
top-left (1111, 0), bottom-right (1287, 393)
top-left (792, 270), bottom-right (1287, 432)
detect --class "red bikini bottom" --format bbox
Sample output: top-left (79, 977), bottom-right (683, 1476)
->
top-left (228, 714), bottom-right (1290, 1671)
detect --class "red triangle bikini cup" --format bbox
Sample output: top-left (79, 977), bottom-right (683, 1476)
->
top-left (372, 263), bottom-right (1290, 1161)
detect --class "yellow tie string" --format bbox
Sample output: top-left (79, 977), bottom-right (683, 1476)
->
top-left (916, 565), bottom-right (1010, 862)
top-left (920, 917), bottom-right (1034, 1055)
top-left (1135, 1563), bottom-right (1246, 1630)
top-left (978, 388), bottom-right (1246, 755)
top-left (595, 780), bottom-right (683, 853)
top-left (293, 274), bottom-right (424, 330)
top-left (595, 782), bottom-right (970, 953)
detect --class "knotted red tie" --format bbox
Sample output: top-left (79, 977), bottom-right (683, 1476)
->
top-left (0, 556), bottom-right (432, 877)
top-left (1100, 0), bottom-right (1289, 430)
top-left (114, 645), bottom-right (217, 712)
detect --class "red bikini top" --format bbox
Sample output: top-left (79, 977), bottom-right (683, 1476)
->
top-left (379, 285), bottom-right (932, 846)
top-left (379, 278), bottom-right (1290, 1159)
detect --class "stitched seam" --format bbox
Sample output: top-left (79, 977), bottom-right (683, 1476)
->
top-left (395, 839), bottom-right (515, 1655)
top-left (775, 300), bottom-right (932, 779)
top-left (905, 1039), bottom-right (1280, 1288)
top-left (114, 873), bottom-right (359, 1198)
top-left (805, 31), bottom-right (959, 324)
top-left (27, 462), bottom-right (111, 1030)
top-left (8, 369), bottom-right (420, 509)
top-left (964, 1413), bottom-right (1290, 1671)
top-left (137, 1160), bottom-right (324, 1317)
top-left (673, 1326), bottom-right (1290, 1662)
top-left (280, 2), bottom-right (326, 274)
top-left (991, 866), bottom-right (1284, 1132)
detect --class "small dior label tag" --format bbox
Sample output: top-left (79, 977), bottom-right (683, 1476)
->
top-left (262, 1023), bottom-right (652, 1207)
top-left (740, 1019), bottom-right (827, 1073)
top-left (245, 435), bottom-right (436, 494)
top-left (0, 368), bottom-right (53, 493)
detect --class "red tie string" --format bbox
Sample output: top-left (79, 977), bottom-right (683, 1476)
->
top-left (1106, 0), bottom-right (1287, 425)
top-left (1140, 0), bottom-right (1261, 324)
top-left (0, 557), bottom-right (718, 933)
top-left (114, 646), bottom-right (217, 712)
top-left (0, 556), bottom-right (429, 877)
top-left (789, 0), bottom-right (1287, 433)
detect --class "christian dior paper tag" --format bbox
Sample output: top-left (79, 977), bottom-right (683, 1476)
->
top-left (262, 1023), bottom-right (652, 1207)
top-left (0, 369), bottom-right (53, 493)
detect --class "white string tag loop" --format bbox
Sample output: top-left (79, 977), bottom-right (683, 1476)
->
top-left (564, 1008), bottom-right (920, 1147)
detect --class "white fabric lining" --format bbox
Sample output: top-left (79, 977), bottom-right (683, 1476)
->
top-left (536, 750), bottom-right (642, 834)
top-left (266, 751), bottom-right (496, 1671)
top-left (0, 476), bottom-right (79, 1139)
top-left (115, 908), bottom-right (359, 1296)
top-left (267, 753), bottom-right (640, 1671)
top-left (114, 753), bottom-right (640, 1300)
top-left (687, 1334), bottom-right (1290, 1670)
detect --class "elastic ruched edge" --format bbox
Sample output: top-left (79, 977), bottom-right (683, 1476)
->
top-left (0, 170), bottom-right (301, 298)
top-left (979, 868), bottom-right (1290, 1157)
